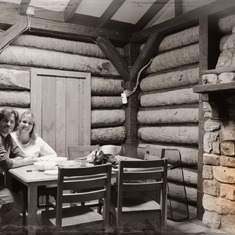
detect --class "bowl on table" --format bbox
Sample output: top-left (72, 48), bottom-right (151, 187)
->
top-left (100, 145), bottom-right (122, 156)
top-left (34, 161), bottom-right (57, 171)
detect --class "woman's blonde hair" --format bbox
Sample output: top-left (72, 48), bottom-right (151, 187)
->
top-left (17, 110), bottom-right (37, 140)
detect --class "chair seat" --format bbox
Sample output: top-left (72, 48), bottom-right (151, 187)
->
top-left (115, 198), bottom-right (161, 212)
top-left (42, 206), bottom-right (103, 227)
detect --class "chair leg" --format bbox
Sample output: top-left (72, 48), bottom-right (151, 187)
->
top-left (45, 194), bottom-right (50, 212)
top-left (97, 199), bottom-right (103, 214)
top-left (22, 207), bottom-right (27, 225)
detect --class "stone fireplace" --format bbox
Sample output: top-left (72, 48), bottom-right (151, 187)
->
top-left (194, 71), bottom-right (235, 232)
top-left (192, 12), bottom-right (235, 232)
top-left (202, 89), bottom-right (235, 232)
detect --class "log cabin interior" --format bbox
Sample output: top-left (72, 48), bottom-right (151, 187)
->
top-left (1, 0), bottom-right (235, 233)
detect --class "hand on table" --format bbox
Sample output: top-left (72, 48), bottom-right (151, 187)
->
top-left (22, 156), bottom-right (38, 166)
top-left (12, 156), bottom-right (38, 168)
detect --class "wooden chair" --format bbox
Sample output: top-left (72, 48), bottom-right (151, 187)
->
top-left (67, 144), bottom-right (102, 211)
top-left (41, 164), bottom-right (112, 233)
top-left (68, 145), bottom-right (99, 160)
top-left (144, 145), bottom-right (189, 221)
top-left (109, 159), bottom-right (168, 233)
top-left (144, 145), bottom-right (165, 160)
top-left (39, 145), bottom-right (100, 213)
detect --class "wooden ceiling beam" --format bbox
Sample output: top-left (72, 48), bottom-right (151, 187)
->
top-left (175, 0), bottom-right (183, 16)
top-left (130, 33), bottom-right (163, 81)
top-left (132, 8), bottom-right (198, 42)
top-left (69, 13), bottom-right (135, 33)
top-left (96, 36), bottom-right (130, 81)
top-left (0, 8), bottom-right (130, 43)
top-left (34, 9), bottom-right (64, 22)
top-left (20, 0), bottom-right (31, 15)
top-left (99, 0), bottom-right (125, 28)
top-left (132, 0), bottom-right (235, 42)
top-left (64, 0), bottom-right (83, 22)
top-left (135, 0), bottom-right (169, 31)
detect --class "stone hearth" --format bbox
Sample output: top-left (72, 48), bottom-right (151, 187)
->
top-left (201, 72), bottom-right (235, 233)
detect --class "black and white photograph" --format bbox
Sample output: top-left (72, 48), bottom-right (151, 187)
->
top-left (0, 0), bottom-right (234, 234)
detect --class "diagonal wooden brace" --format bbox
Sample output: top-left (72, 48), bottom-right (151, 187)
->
top-left (96, 36), bottom-right (130, 81)
top-left (0, 22), bottom-right (28, 52)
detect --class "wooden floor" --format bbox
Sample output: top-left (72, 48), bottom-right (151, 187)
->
top-left (0, 215), bottom-right (227, 235)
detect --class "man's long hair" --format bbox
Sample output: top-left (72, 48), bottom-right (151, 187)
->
top-left (0, 108), bottom-right (19, 131)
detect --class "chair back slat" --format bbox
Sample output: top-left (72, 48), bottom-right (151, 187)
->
top-left (62, 176), bottom-right (107, 191)
top-left (123, 170), bottom-right (163, 180)
top-left (62, 189), bottom-right (106, 203)
top-left (60, 164), bottom-right (109, 177)
top-left (120, 159), bottom-right (166, 168)
top-left (68, 145), bottom-right (99, 160)
top-left (123, 181), bottom-right (163, 192)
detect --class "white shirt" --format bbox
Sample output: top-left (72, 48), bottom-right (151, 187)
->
top-left (11, 132), bottom-right (57, 158)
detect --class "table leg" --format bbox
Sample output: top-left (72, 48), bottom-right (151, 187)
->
top-left (27, 185), bottom-right (38, 235)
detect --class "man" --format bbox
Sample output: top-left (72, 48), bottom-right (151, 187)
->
top-left (0, 108), bottom-right (36, 225)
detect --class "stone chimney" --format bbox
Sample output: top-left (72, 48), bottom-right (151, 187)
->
top-left (200, 73), bottom-right (235, 232)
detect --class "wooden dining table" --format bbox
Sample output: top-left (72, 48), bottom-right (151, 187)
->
top-left (7, 155), bottom-right (139, 235)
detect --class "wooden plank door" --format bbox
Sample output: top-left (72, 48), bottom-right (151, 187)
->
top-left (31, 69), bottom-right (91, 158)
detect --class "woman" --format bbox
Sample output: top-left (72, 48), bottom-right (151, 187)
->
top-left (11, 110), bottom-right (57, 159)
top-left (11, 110), bottom-right (57, 208)
top-left (0, 108), bottom-right (36, 225)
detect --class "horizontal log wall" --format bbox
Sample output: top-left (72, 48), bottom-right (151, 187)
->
top-left (12, 35), bottom-right (125, 58)
top-left (0, 46), bottom-right (119, 76)
top-left (139, 126), bottom-right (198, 144)
top-left (0, 35), bottom-right (125, 146)
top-left (140, 67), bottom-right (199, 91)
top-left (140, 88), bottom-right (199, 107)
top-left (90, 75), bottom-right (124, 145)
top-left (218, 14), bottom-right (235, 34)
top-left (138, 25), bottom-right (200, 216)
top-left (217, 14), bottom-right (235, 69)
top-left (138, 108), bottom-right (198, 124)
top-left (0, 68), bottom-right (30, 115)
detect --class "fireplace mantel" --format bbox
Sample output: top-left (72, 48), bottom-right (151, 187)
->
top-left (193, 67), bottom-right (235, 93)
top-left (193, 82), bottom-right (235, 93)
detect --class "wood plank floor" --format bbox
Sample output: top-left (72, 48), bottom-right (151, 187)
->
top-left (0, 215), bottom-right (227, 235)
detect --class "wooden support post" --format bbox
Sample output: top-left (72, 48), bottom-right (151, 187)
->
top-left (197, 12), bottom-right (222, 220)
top-left (124, 33), bottom-right (163, 157)
top-left (197, 13), bottom-right (209, 220)
top-left (122, 43), bottom-right (140, 158)
top-left (123, 80), bottom-right (139, 158)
